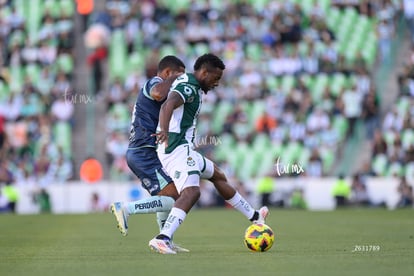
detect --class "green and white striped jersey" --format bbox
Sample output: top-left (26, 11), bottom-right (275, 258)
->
top-left (158, 73), bottom-right (202, 154)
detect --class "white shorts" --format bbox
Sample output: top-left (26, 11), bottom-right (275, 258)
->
top-left (158, 144), bottom-right (214, 193)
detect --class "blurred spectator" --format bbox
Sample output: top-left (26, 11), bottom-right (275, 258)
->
top-left (50, 96), bottom-right (74, 123)
top-left (32, 188), bottom-right (52, 213)
top-left (2, 182), bottom-right (19, 213)
top-left (105, 77), bottom-right (128, 109)
top-left (0, 160), bottom-right (12, 183)
top-left (87, 46), bottom-right (108, 94)
top-left (371, 130), bottom-right (388, 158)
top-left (341, 84), bottom-right (363, 138)
top-left (403, 0), bottom-right (414, 43)
top-left (397, 176), bottom-right (413, 208)
top-left (255, 111), bottom-right (278, 135)
top-left (0, 188), bottom-right (9, 212)
top-left (382, 107), bottom-right (404, 132)
top-left (306, 108), bottom-right (330, 132)
top-left (307, 148), bottom-right (323, 177)
top-left (349, 174), bottom-right (371, 207)
top-left (332, 174), bottom-right (351, 207)
top-left (289, 188), bottom-right (307, 209)
top-left (362, 86), bottom-right (380, 139)
top-left (105, 131), bottom-right (128, 173)
top-left (90, 192), bottom-right (108, 212)
top-left (376, 19), bottom-right (394, 63)
top-left (256, 175), bottom-right (275, 207)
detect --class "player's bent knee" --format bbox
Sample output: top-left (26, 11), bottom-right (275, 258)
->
top-left (176, 186), bottom-right (200, 213)
top-left (210, 164), bottom-right (227, 182)
top-left (158, 182), bottom-right (179, 200)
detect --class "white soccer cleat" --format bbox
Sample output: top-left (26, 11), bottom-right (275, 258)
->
top-left (149, 237), bottom-right (177, 254)
top-left (254, 206), bottom-right (269, 225)
top-left (170, 242), bottom-right (190, 253)
top-left (110, 202), bottom-right (129, 236)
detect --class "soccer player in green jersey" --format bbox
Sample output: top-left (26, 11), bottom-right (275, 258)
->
top-left (149, 53), bottom-right (269, 254)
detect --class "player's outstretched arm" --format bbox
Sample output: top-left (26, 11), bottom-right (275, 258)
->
top-left (156, 91), bottom-right (184, 146)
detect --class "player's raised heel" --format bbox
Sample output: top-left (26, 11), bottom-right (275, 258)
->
top-left (254, 206), bottom-right (269, 225)
top-left (110, 202), bottom-right (129, 236)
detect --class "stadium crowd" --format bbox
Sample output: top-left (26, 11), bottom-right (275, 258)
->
top-left (0, 0), bottom-right (76, 190)
top-left (93, 0), bottom-right (401, 183)
top-left (0, 0), bottom-right (413, 210)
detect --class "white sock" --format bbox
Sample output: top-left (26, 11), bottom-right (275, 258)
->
top-left (156, 211), bottom-right (169, 231)
top-left (125, 196), bottom-right (174, 214)
top-left (160, 207), bottom-right (186, 239)
top-left (226, 192), bottom-right (255, 220)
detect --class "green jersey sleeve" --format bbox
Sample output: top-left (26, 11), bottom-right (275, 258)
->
top-left (171, 74), bottom-right (198, 103)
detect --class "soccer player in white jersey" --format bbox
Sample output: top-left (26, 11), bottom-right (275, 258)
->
top-left (149, 53), bottom-right (269, 254)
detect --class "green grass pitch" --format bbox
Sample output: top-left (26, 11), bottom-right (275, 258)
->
top-left (0, 208), bottom-right (413, 276)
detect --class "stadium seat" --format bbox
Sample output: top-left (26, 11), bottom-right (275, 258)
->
top-left (282, 75), bottom-right (296, 93)
top-left (311, 74), bottom-right (329, 102)
top-left (250, 100), bottom-right (266, 125)
top-left (396, 97), bottom-right (410, 117)
top-left (405, 162), bottom-right (414, 182)
top-left (25, 63), bottom-right (41, 83)
top-left (57, 54), bottom-right (74, 75)
top-left (0, 80), bottom-right (10, 101)
top-left (212, 101), bottom-right (232, 133)
top-left (160, 44), bottom-right (177, 58)
top-left (255, 149), bottom-right (277, 177)
top-left (297, 147), bottom-right (311, 168)
top-left (127, 52), bottom-right (145, 74)
top-left (9, 66), bottom-right (24, 92)
top-left (332, 115), bottom-right (348, 141)
top-left (252, 133), bottom-right (271, 156)
top-left (246, 43), bottom-right (263, 62)
top-left (402, 129), bottom-right (414, 150)
top-left (44, 0), bottom-right (60, 18)
top-left (265, 76), bottom-right (279, 92)
top-left (372, 154), bottom-right (388, 176)
top-left (330, 73), bottom-right (346, 97)
top-left (27, 0), bottom-right (43, 43)
top-left (109, 30), bottom-right (127, 80)
top-left (282, 141), bottom-right (302, 165)
top-left (53, 121), bottom-right (72, 157)
top-left (387, 162), bottom-right (404, 177)
top-left (60, 0), bottom-right (75, 17)
top-left (320, 147), bottom-right (334, 174)
top-left (193, 43), bottom-right (209, 56)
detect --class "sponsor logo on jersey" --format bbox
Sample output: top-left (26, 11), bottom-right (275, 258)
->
top-left (174, 171), bottom-right (181, 179)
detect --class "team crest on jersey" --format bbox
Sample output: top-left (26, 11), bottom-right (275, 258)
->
top-left (174, 171), bottom-right (181, 179)
top-left (187, 157), bottom-right (196, 166)
top-left (187, 96), bottom-right (194, 103)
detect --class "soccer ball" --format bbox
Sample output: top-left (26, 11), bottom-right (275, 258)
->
top-left (244, 223), bottom-right (274, 252)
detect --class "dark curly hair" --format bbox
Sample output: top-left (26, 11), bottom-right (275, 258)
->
top-left (193, 53), bottom-right (225, 71)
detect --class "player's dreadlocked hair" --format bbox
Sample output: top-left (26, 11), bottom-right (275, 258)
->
top-left (158, 55), bottom-right (186, 72)
top-left (194, 53), bottom-right (225, 72)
